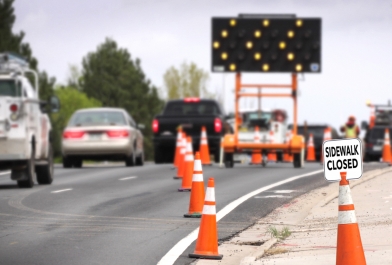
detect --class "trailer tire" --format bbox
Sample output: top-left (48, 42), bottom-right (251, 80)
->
top-left (17, 145), bottom-right (35, 188)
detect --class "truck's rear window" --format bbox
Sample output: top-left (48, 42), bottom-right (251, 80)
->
top-left (163, 102), bottom-right (220, 115)
top-left (0, 80), bottom-right (22, 97)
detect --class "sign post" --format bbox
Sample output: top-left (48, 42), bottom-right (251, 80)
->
top-left (323, 138), bottom-right (366, 265)
top-left (323, 138), bottom-right (363, 182)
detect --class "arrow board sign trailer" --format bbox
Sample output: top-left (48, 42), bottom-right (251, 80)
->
top-left (323, 138), bottom-right (363, 182)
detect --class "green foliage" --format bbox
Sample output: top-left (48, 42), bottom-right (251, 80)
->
top-left (267, 226), bottom-right (292, 241)
top-left (51, 87), bottom-right (102, 157)
top-left (163, 61), bottom-right (211, 99)
top-left (80, 38), bottom-right (164, 160)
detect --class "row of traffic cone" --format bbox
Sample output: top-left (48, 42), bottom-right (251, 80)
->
top-left (381, 128), bottom-right (392, 164)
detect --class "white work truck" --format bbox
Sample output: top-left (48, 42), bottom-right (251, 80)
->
top-left (0, 53), bottom-right (60, 188)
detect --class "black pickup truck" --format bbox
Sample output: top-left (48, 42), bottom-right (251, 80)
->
top-left (152, 98), bottom-right (231, 164)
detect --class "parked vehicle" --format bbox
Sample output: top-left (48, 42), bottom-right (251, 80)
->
top-left (62, 108), bottom-right (144, 168)
top-left (0, 53), bottom-right (60, 188)
top-left (152, 98), bottom-right (231, 164)
top-left (289, 124), bottom-right (340, 161)
top-left (363, 126), bottom-right (391, 162)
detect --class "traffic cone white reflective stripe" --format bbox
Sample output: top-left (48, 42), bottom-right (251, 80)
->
top-left (179, 137), bottom-right (193, 191)
top-left (336, 172), bottom-right (366, 265)
top-left (306, 133), bottom-right (316, 161)
top-left (267, 130), bottom-right (277, 162)
top-left (184, 152), bottom-right (205, 218)
top-left (189, 178), bottom-right (222, 260)
top-left (174, 130), bottom-right (183, 168)
top-left (199, 126), bottom-right (212, 165)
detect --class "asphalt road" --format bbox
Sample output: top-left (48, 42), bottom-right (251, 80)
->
top-left (0, 162), bottom-right (386, 265)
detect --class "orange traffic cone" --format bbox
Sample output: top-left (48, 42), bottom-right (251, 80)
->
top-left (267, 129), bottom-right (277, 162)
top-left (336, 172), bottom-right (366, 265)
top-left (250, 126), bottom-right (262, 165)
top-left (381, 128), bottom-right (391, 163)
top-left (199, 126), bottom-right (212, 166)
top-left (178, 137), bottom-right (193, 191)
top-left (173, 128), bottom-right (183, 168)
top-left (184, 152), bottom-right (205, 218)
top-left (321, 127), bottom-right (332, 163)
top-left (174, 135), bottom-right (187, 179)
top-left (283, 131), bottom-right (293, 162)
top-left (369, 106), bottom-right (375, 129)
top-left (306, 133), bottom-right (316, 161)
top-left (189, 178), bottom-right (223, 260)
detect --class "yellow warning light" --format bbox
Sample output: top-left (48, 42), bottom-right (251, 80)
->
top-left (254, 30), bottom-right (262, 38)
top-left (287, 53), bottom-right (294, 61)
top-left (262, 64), bottom-right (269, 71)
top-left (254, 53), bottom-right (262, 60)
top-left (279, 41), bottom-right (286, 49)
top-left (230, 19), bottom-right (236, 27)
top-left (246, 41), bottom-right (253, 49)
top-left (295, 64), bottom-right (302, 71)
top-left (222, 30), bottom-right (228, 38)
top-left (213, 41), bottom-right (220, 49)
top-left (296, 20), bottom-right (303, 27)
top-left (288, 30), bottom-right (295, 38)
top-left (366, 100), bottom-right (372, 107)
top-left (229, 64), bottom-right (236, 71)
top-left (221, 52), bottom-right (228, 60)
top-left (263, 19), bottom-right (269, 27)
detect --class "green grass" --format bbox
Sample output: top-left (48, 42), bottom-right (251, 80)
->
top-left (267, 226), bottom-right (292, 241)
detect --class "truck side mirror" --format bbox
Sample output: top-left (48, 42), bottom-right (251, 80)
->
top-left (361, 121), bottom-right (368, 130)
top-left (50, 95), bottom-right (60, 113)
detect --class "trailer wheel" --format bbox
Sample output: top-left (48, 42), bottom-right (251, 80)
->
top-left (224, 153), bottom-right (234, 168)
top-left (293, 152), bottom-right (304, 168)
top-left (17, 145), bottom-right (35, 188)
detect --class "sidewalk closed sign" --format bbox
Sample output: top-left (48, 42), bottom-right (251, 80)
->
top-left (323, 138), bottom-right (363, 182)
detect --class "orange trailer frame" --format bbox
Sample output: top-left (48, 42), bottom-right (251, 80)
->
top-left (221, 73), bottom-right (305, 167)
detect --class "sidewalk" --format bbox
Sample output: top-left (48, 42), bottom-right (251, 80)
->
top-left (196, 166), bottom-right (392, 265)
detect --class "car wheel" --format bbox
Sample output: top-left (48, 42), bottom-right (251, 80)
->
top-left (63, 156), bottom-right (72, 168)
top-left (73, 159), bottom-right (83, 168)
top-left (293, 153), bottom-right (303, 168)
top-left (36, 144), bottom-right (54, 185)
top-left (224, 153), bottom-right (234, 168)
top-left (126, 152), bottom-right (135, 167)
top-left (17, 145), bottom-right (35, 188)
top-left (154, 147), bottom-right (164, 164)
top-left (136, 152), bottom-right (144, 166)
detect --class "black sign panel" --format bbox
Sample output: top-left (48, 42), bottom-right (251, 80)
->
top-left (211, 17), bottom-right (321, 73)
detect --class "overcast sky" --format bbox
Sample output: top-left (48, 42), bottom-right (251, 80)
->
top-left (13, 0), bottom-right (392, 134)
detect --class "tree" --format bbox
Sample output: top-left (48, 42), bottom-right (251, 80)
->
top-left (51, 87), bottom-right (102, 157)
top-left (163, 62), bottom-right (211, 99)
top-left (80, 38), bottom-right (164, 160)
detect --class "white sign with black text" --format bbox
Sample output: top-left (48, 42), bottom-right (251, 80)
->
top-left (323, 138), bottom-right (363, 182)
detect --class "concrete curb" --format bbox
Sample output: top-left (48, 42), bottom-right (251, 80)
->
top-left (239, 238), bottom-right (278, 265)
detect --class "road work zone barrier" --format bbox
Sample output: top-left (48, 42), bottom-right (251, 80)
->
top-left (189, 178), bottom-right (222, 260)
top-left (323, 138), bottom-right (366, 265)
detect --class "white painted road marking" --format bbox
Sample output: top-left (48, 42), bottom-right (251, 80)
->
top-left (267, 190), bottom-right (296, 194)
top-left (119, 176), bottom-right (137, 181)
top-left (157, 169), bottom-right (323, 265)
top-left (0, 171), bottom-right (11, 176)
top-left (254, 195), bottom-right (292, 198)
top-left (51, 189), bottom-right (72, 194)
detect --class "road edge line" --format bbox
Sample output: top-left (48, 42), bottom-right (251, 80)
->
top-left (157, 169), bottom-right (323, 265)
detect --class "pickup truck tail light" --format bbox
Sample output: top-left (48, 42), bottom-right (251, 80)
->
top-left (214, 118), bottom-right (222, 133)
top-left (107, 129), bottom-right (129, 138)
top-left (184, 97), bottom-right (200, 103)
top-left (152, 119), bottom-right (159, 133)
top-left (63, 130), bottom-right (85, 139)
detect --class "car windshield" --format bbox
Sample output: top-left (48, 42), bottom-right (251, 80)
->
top-left (69, 111), bottom-right (126, 126)
top-left (0, 79), bottom-right (22, 97)
top-left (163, 102), bottom-right (220, 115)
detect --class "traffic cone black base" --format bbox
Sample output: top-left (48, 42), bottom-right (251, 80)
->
top-left (173, 176), bottom-right (181, 179)
top-left (178, 188), bottom-right (191, 192)
top-left (189, 253), bottom-right (223, 260)
top-left (183, 213), bottom-right (202, 218)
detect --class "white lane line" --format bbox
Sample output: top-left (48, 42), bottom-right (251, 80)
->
top-left (254, 195), bottom-right (292, 199)
top-left (157, 169), bottom-right (323, 265)
top-left (119, 176), bottom-right (137, 181)
top-left (51, 188), bottom-right (72, 194)
top-left (0, 171), bottom-right (11, 176)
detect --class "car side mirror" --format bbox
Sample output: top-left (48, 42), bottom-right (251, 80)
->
top-left (137, 124), bottom-right (145, 130)
top-left (50, 95), bottom-right (60, 113)
top-left (361, 121), bottom-right (368, 130)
